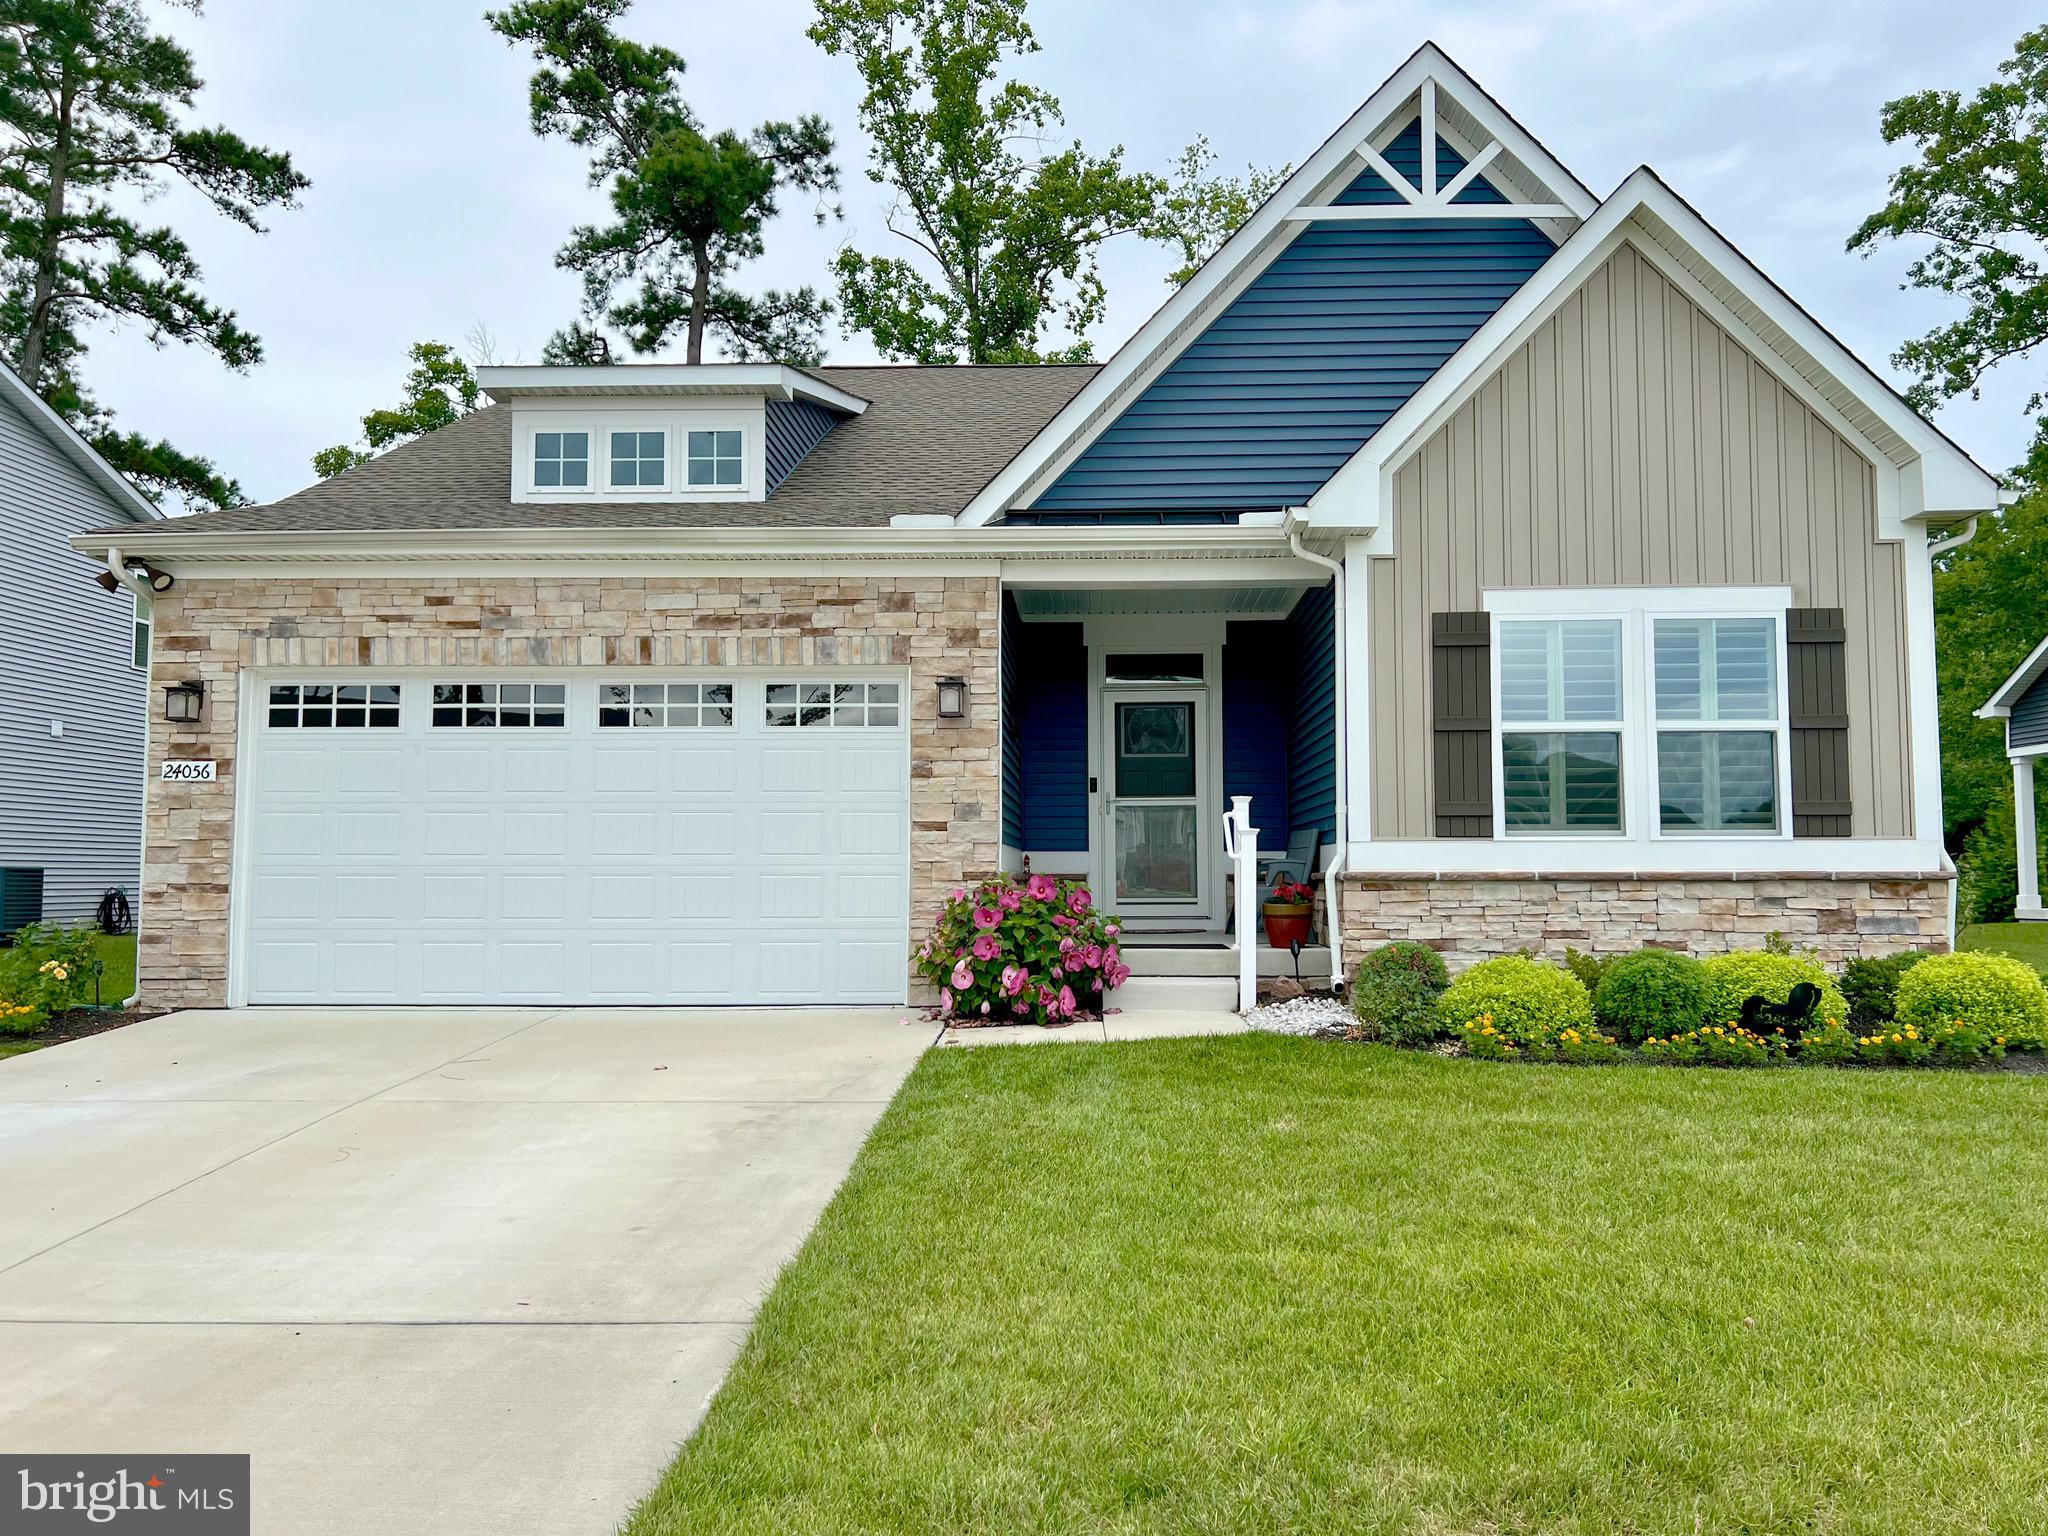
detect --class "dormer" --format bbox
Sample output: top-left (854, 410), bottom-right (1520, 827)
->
top-left (477, 365), bottom-right (869, 504)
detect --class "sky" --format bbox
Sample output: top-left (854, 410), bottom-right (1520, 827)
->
top-left (86, 0), bottom-right (2044, 509)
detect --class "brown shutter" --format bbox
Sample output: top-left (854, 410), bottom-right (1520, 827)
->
top-left (1432, 611), bottom-right (1493, 837)
top-left (1787, 607), bottom-right (1851, 837)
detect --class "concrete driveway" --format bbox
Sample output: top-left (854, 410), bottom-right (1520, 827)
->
top-left (0, 1007), bottom-right (933, 1534)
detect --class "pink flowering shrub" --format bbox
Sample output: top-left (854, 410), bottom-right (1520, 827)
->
top-left (916, 873), bottom-right (1129, 1025)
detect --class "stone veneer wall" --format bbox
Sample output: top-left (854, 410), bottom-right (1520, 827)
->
top-left (141, 573), bottom-right (1000, 1010)
top-left (1338, 873), bottom-right (1952, 974)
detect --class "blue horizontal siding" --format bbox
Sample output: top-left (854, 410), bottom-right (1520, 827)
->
top-left (764, 399), bottom-right (840, 492)
top-left (1004, 614), bottom-right (1089, 850)
top-left (2014, 673), bottom-right (2048, 751)
top-left (1030, 115), bottom-right (1549, 514)
top-left (1287, 582), bottom-right (1337, 845)
top-left (1223, 623), bottom-right (1291, 848)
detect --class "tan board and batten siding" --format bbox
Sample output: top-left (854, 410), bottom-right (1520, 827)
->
top-left (1371, 241), bottom-right (1912, 842)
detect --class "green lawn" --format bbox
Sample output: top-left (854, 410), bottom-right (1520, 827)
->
top-left (1960, 921), bottom-right (2048, 975)
top-left (0, 932), bottom-right (137, 1061)
top-left (628, 1036), bottom-right (2048, 1536)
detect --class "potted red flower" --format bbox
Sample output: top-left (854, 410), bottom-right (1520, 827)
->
top-left (1262, 874), bottom-right (1315, 949)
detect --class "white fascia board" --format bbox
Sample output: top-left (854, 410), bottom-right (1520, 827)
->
top-left (953, 41), bottom-right (1595, 528)
top-left (1980, 633), bottom-right (2048, 717)
top-left (477, 364), bottom-right (868, 415)
top-left (1305, 168), bottom-right (2004, 530)
top-left (65, 522), bottom-right (1298, 567)
top-left (0, 361), bottom-right (159, 522)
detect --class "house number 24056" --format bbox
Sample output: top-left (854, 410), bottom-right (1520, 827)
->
top-left (160, 760), bottom-right (218, 782)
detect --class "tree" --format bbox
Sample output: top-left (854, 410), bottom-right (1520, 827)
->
top-left (808, 0), bottom-right (1163, 363)
top-left (0, 0), bottom-right (306, 508)
top-left (487, 0), bottom-right (839, 365)
top-left (1144, 137), bottom-right (1289, 289)
top-left (1849, 25), bottom-right (2048, 481)
top-left (313, 341), bottom-right (482, 478)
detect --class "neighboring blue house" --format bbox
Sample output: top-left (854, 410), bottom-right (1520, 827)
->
top-left (0, 362), bottom-right (160, 936)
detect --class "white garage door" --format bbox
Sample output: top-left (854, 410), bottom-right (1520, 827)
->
top-left (238, 673), bottom-right (910, 1006)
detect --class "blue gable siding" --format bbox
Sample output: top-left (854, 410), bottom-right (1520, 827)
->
top-left (764, 399), bottom-right (840, 492)
top-left (1001, 601), bottom-right (1089, 850)
top-left (2014, 672), bottom-right (2048, 752)
top-left (1223, 624), bottom-right (1291, 848)
top-left (1030, 120), bottom-right (1550, 513)
top-left (1286, 582), bottom-right (1338, 846)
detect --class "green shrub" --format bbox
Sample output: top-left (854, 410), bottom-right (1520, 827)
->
top-left (1438, 956), bottom-right (1593, 1049)
top-left (1562, 947), bottom-right (1609, 996)
top-left (1593, 949), bottom-right (1713, 1043)
top-left (0, 923), bottom-right (100, 1034)
top-left (1894, 951), bottom-right (2048, 1050)
top-left (1698, 950), bottom-right (1849, 1029)
top-left (1840, 951), bottom-right (1927, 1032)
top-left (1349, 941), bottom-right (1451, 1045)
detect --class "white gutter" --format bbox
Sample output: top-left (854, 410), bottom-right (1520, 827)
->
top-left (1284, 513), bottom-right (1348, 994)
top-left (1927, 514), bottom-right (1981, 560)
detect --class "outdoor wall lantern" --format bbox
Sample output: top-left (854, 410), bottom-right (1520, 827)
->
top-left (936, 676), bottom-right (968, 720)
top-left (164, 680), bottom-right (205, 723)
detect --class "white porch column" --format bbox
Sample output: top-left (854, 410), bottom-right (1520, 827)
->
top-left (2017, 756), bottom-right (2044, 920)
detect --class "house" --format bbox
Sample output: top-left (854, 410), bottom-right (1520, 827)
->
top-left (1977, 637), bottom-right (2048, 921)
top-left (0, 362), bottom-right (159, 940)
top-left (76, 44), bottom-right (2001, 1013)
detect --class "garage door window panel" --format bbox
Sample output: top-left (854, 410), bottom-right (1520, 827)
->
top-left (268, 682), bottom-right (401, 729)
top-left (598, 681), bottom-right (735, 728)
top-left (767, 680), bottom-right (899, 728)
top-left (432, 682), bottom-right (567, 728)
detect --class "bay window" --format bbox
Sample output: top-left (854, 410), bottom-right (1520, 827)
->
top-left (1490, 591), bottom-right (1791, 841)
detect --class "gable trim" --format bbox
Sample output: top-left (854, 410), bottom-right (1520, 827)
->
top-left (955, 42), bottom-right (1596, 527)
top-left (1980, 635), bottom-right (2048, 720)
top-left (1305, 167), bottom-right (2003, 534)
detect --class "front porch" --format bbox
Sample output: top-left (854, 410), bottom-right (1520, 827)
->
top-left (997, 575), bottom-right (1340, 990)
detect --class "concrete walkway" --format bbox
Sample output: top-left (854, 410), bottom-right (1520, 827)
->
top-left (0, 1007), bottom-right (934, 1535)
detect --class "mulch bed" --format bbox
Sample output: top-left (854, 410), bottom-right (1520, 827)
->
top-left (6, 1006), bottom-right (166, 1051)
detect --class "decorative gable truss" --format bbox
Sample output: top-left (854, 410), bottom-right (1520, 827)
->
top-left (955, 44), bottom-right (1596, 527)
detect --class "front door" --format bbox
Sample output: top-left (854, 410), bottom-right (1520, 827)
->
top-left (1098, 689), bottom-right (1217, 926)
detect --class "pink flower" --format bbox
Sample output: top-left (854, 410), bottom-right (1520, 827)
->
top-left (1038, 985), bottom-right (1058, 1010)
top-left (1051, 913), bottom-right (1076, 929)
top-left (950, 959), bottom-right (974, 991)
top-left (973, 905), bottom-right (1001, 931)
top-left (1074, 943), bottom-right (1102, 969)
top-left (1001, 965), bottom-right (1029, 997)
top-left (1051, 966), bottom-right (1064, 981)
top-left (1025, 873), bottom-right (1057, 902)
top-left (1104, 923), bottom-right (1120, 940)
top-left (999, 886), bottom-right (1023, 911)
top-left (1103, 946), bottom-right (1120, 969)
top-left (1059, 936), bottom-right (1076, 954)
top-left (1106, 961), bottom-right (1131, 987)
top-left (1058, 985), bottom-right (1077, 1017)
top-left (972, 933), bottom-right (1001, 961)
top-left (939, 988), bottom-right (954, 1013)
top-left (950, 888), bottom-right (966, 902)
top-left (980, 1001), bottom-right (990, 1016)
top-left (1068, 887), bottom-right (1092, 913)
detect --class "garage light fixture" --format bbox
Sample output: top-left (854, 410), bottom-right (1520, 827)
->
top-left (935, 676), bottom-right (967, 720)
top-left (164, 680), bottom-right (205, 723)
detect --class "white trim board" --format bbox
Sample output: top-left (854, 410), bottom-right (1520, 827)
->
top-left (953, 42), bottom-right (1594, 527)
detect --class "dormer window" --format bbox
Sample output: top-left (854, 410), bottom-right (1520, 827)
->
top-left (609, 430), bottom-right (667, 489)
top-left (533, 431), bottom-right (589, 488)
top-left (687, 429), bottom-right (743, 488)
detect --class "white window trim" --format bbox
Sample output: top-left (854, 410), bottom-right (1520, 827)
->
top-left (1493, 615), bottom-right (1628, 839)
top-left (130, 591), bottom-right (152, 672)
top-left (514, 404), bottom-right (761, 503)
top-left (605, 427), bottom-right (670, 493)
top-left (1484, 587), bottom-right (1795, 848)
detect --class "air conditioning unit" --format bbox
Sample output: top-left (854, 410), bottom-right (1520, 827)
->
top-left (0, 868), bottom-right (45, 942)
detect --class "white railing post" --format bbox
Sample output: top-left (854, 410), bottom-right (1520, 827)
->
top-left (1225, 795), bottom-right (1259, 1012)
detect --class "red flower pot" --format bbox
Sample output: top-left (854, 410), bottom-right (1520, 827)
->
top-left (1261, 903), bottom-right (1313, 949)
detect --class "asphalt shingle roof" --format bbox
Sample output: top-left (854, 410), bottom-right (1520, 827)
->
top-left (112, 364), bottom-right (1099, 536)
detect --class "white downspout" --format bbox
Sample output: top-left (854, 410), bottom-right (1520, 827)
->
top-left (104, 546), bottom-right (148, 1008)
top-left (1283, 513), bottom-right (1347, 994)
